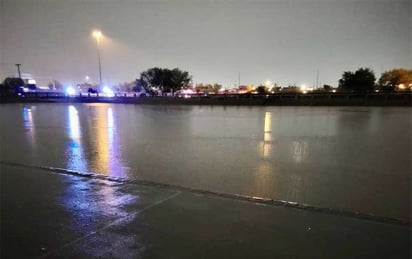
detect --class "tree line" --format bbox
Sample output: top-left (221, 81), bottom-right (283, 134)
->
top-left (338, 68), bottom-right (412, 93)
top-left (134, 67), bottom-right (411, 94)
top-left (133, 67), bottom-right (191, 95)
top-left (1, 67), bottom-right (411, 96)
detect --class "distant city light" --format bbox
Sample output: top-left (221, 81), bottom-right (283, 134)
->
top-left (398, 84), bottom-right (406, 89)
top-left (66, 86), bottom-right (76, 95)
top-left (181, 89), bottom-right (194, 94)
top-left (265, 80), bottom-right (272, 87)
top-left (332, 89), bottom-right (337, 93)
top-left (102, 86), bottom-right (115, 97)
top-left (300, 84), bottom-right (307, 91)
top-left (28, 79), bottom-right (36, 84)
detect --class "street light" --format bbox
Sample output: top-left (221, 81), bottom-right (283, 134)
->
top-left (92, 30), bottom-right (103, 86)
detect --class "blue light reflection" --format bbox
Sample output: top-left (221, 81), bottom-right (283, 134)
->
top-left (62, 106), bottom-right (136, 236)
top-left (66, 105), bottom-right (87, 172)
top-left (23, 107), bottom-right (36, 147)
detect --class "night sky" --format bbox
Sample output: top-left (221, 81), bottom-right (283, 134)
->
top-left (1, 0), bottom-right (411, 87)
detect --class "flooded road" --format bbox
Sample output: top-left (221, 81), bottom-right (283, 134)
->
top-left (0, 103), bottom-right (410, 220)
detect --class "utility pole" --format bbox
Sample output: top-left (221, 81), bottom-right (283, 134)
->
top-left (97, 41), bottom-right (102, 86)
top-left (92, 30), bottom-right (103, 86)
top-left (238, 72), bottom-right (240, 87)
top-left (15, 64), bottom-right (22, 78)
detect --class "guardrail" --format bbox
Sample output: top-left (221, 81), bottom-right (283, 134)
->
top-left (2, 92), bottom-right (411, 106)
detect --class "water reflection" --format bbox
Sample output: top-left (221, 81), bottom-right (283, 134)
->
top-left (93, 105), bottom-right (110, 173)
top-left (286, 174), bottom-right (304, 201)
top-left (66, 106), bottom-right (87, 172)
top-left (252, 112), bottom-right (276, 197)
top-left (106, 107), bottom-right (126, 177)
top-left (260, 111), bottom-right (272, 158)
top-left (292, 140), bottom-right (308, 163)
top-left (23, 107), bottom-right (36, 147)
top-left (3, 104), bottom-right (409, 220)
top-left (61, 177), bottom-right (137, 236)
top-left (68, 106), bottom-right (80, 139)
top-left (87, 104), bottom-right (126, 177)
top-left (63, 106), bottom-right (133, 234)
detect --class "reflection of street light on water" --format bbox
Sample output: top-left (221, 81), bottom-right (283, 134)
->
top-left (92, 30), bottom-right (103, 86)
top-left (261, 111), bottom-right (272, 158)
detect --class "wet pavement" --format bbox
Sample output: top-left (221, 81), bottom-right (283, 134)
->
top-left (1, 104), bottom-right (411, 221)
top-left (1, 163), bottom-right (410, 259)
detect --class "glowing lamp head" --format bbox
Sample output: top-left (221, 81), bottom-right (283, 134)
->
top-left (92, 30), bottom-right (102, 38)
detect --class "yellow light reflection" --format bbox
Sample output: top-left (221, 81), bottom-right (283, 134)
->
top-left (264, 112), bottom-right (271, 135)
top-left (250, 111), bottom-right (276, 197)
top-left (250, 160), bottom-right (275, 197)
top-left (90, 105), bottom-right (125, 177)
top-left (93, 106), bottom-right (110, 174)
top-left (261, 111), bottom-right (272, 158)
top-left (248, 111), bottom-right (279, 198)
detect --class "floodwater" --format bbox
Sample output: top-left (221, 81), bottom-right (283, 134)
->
top-left (0, 103), bottom-right (410, 221)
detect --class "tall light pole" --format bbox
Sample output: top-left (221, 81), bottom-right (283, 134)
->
top-left (92, 30), bottom-right (103, 86)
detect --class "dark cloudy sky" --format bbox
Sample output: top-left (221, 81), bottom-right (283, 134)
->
top-left (1, 0), bottom-right (411, 87)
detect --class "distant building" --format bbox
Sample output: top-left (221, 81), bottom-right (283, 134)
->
top-left (13, 73), bottom-right (54, 90)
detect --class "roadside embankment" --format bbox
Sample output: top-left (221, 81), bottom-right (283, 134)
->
top-left (1, 93), bottom-right (411, 106)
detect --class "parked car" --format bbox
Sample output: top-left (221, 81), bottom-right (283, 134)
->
top-left (88, 88), bottom-right (99, 94)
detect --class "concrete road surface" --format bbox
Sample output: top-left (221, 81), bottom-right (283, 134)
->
top-left (0, 163), bottom-right (410, 258)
